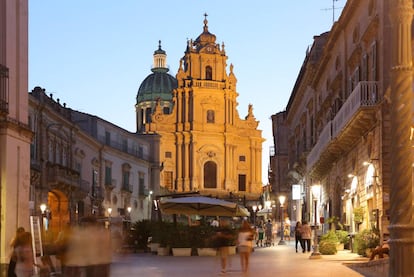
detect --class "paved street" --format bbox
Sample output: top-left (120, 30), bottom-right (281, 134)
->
top-left (110, 240), bottom-right (367, 277)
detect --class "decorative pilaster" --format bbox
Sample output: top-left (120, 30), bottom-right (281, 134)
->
top-left (389, 1), bottom-right (414, 276)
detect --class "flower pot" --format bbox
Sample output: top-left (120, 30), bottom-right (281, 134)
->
top-left (197, 248), bottom-right (217, 256)
top-left (172, 247), bottom-right (192, 256)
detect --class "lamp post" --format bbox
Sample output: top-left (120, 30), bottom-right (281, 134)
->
top-left (40, 203), bottom-right (47, 232)
top-left (310, 184), bottom-right (321, 259)
top-left (265, 200), bottom-right (271, 220)
top-left (278, 195), bottom-right (286, 245)
top-left (107, 207), bottom-right (112, 229)
top-left (252, 205), bottom-right (257, 226)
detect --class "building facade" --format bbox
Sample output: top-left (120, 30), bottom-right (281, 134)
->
top-left (0, 0), bottom-right (32, 271)
top-left (29, 87), bottom-right (159, 240)
top-left (139, 17), bottom-right (264, 202)
top-left (271, 0), bottom-right (398, 243)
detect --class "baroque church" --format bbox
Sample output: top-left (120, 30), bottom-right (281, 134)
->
top-left (135, 16), bottom-right (264, 201)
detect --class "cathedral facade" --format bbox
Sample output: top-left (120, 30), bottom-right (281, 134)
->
top-left (136, 17), bottom-right (264, 201)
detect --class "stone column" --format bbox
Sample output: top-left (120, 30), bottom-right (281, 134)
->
top-left (389, 1), bottom-right (414, 276)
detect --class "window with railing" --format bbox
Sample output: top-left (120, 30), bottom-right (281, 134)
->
top-left (0, 64), bottom-right (9, 114)
top-left (138, 172), bottom-right (146, 196)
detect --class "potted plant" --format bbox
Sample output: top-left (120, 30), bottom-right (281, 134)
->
top-left (171, 224), bottom-right (192, 256)
top-left (195, 225), bottom-right (217, 256)
top-left (354, 228), bottom-right (380, 257)
top-left (353, 207), bottom-right (364, 224)
top-left (335, 230), bottom-right (350, 250)
top-left (319, 230), bottom-right (339, 255)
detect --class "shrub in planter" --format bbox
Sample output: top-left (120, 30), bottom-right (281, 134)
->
top-left (320, 230), bottom-right (339, 244)
top-left (335, 230), bottom-right (350, 245)
top-left (355, 228), bottom-right (380, 256)
top-left (319, 240), bottom-right (338, 255)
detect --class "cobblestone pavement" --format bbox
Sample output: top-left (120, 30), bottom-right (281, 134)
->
top-left (110, 240), bottom-right (368, 277)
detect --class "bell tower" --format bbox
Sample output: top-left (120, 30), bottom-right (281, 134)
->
top-left (145, 16), bottom-right (264, 201)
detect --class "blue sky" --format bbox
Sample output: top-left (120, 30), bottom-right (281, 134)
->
top-left (28, 0), bottom-right (344, 183)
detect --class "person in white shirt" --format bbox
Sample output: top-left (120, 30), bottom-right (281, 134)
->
top-left (237, 220), bottom-right (254, 273)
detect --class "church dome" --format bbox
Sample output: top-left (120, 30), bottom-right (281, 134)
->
top-left (136, 41), bottom-right (177, 104)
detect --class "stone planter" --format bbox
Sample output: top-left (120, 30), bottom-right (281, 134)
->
top-left (157, 246), bottom-right (170, 256)
top-left (149, 242), bottom-right (160, 254)
top-left (227, 246), bottom-right (237, 255)
top-left (172, 247), bottom-right (192, 256)
top-left (336, 243), bottom-right (344, 251)
top-left (197, 248), bottom-right (217, 256)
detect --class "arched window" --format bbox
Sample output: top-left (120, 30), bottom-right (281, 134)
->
top-left (204, 161), bottom-right (217, 188)
top-left (207, 110), bottom-right (215, 123)
top-left (205, 66), bottom-right (212, 80)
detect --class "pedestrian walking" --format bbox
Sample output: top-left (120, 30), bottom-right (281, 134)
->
top-left (300, 221), bottom-right (312, 253)
top-left (13, 231), bottom-right (35, 277)
top-left (256, 225), bottom-right (264, 247)
top-left (8, 227), bottom-right (25, 277)
top-left (294, 221), bottom-right (303, 253)
top-left (284, 217), bottom-right (291, 241)
top-left (212, 220), bottom-right (234, 274)
top-left (237, 220), bottom-right (254, 273)
top-left (265, 220), bottom-right (273, 246)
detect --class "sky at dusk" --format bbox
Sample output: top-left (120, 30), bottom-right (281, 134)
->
top-left (28, 0), bottom-right (345, 183)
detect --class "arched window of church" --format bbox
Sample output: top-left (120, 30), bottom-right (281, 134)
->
top-left (204, 161), bottom-right (217, 188)
top-left (145, 108), bottom-right (152, 123)
top-left (205, 66), bottom-right (212, 80)
top-left (207, 110), bottom-right (215, 123)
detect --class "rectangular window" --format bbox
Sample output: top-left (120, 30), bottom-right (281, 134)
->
top-left (238, 174), bottom-right (246, 191)
top-left (138, 146), bottom-right (144, 158)
top-left (207, 110), bottom-right (215, 123)
top-left (123, 171), bottom-right (130, 191)
top-left (105, 131), bottom-right (111, 145)
top-left (164, 171), bottom-right (173, 190)
top-left (122, 139), bottom-right (128, 152)
top-left (105, 166), bottom-right (112, 186)
top-left (138, 172), bottom-right (145, 196)
top-left (165, 151), bottom-right (172, 158)
top-left (92, 170), bottom-right (98, 198)
top-left (239, 155), bottom-right (246, 162)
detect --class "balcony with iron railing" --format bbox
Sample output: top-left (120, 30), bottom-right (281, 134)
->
top-left (307, 81), bottom-right (380, 177)
top-left (184, 79), bottom-right (226, 89)
top-left (98, 135), bottom-right (150, 160)
top-left (46, 162), bottom-right (80, 188)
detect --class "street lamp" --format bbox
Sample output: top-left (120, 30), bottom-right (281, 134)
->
top-left (40, 203), bottom-right (47, 232)
top-left (310, 184), bottom-right (322, 259)
top-left (107, 207), bottom-right (112, 229)
top-left (278, 195), bottom-right (286, 245)
top-left (265, 200), bottom-right (271, 220)
top-left (252, 205), bottom-right (257, 226)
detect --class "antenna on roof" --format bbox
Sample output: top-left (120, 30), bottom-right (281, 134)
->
top-left (321, 0), bottom-right (343, 24)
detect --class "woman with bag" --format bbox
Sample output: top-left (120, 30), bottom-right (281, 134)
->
top-left (237, 220), bottom-right (254, 273)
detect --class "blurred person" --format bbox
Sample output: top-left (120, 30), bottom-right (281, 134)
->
top-left (284, 217), bottom-right (291, 241)
top-left (13, 231), bottom-right (34, 277)
top-left (294, 221), bottom-right (303, 253)
top-left (8, 227), bottom-right (25, 277)
top-left (300, 221), bottom-right (312, 253)
top-left (237, 220), bottom-right (254, 273)
top-left (63, 217), bottom-right (112, 277)
top-left (264, 220), bottom-right (273, 246)
top-left (256, 224), bottom-right (264, 247)
top-left (212, 220), bottom-right (234, 274)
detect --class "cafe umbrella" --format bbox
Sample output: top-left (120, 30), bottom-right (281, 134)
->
top-left (159, 196), bottom-right (250, 217)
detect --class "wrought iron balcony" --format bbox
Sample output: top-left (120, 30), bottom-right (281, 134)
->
top-left (307, 81), bottom-right (380, 177)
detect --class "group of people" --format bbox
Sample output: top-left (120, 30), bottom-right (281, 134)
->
top-left (294, 220), bottom-right (313, 253)
top-left (7, 217), bottom-right (112, 277)
top-left (213, 219), bottom-right (255, 274)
